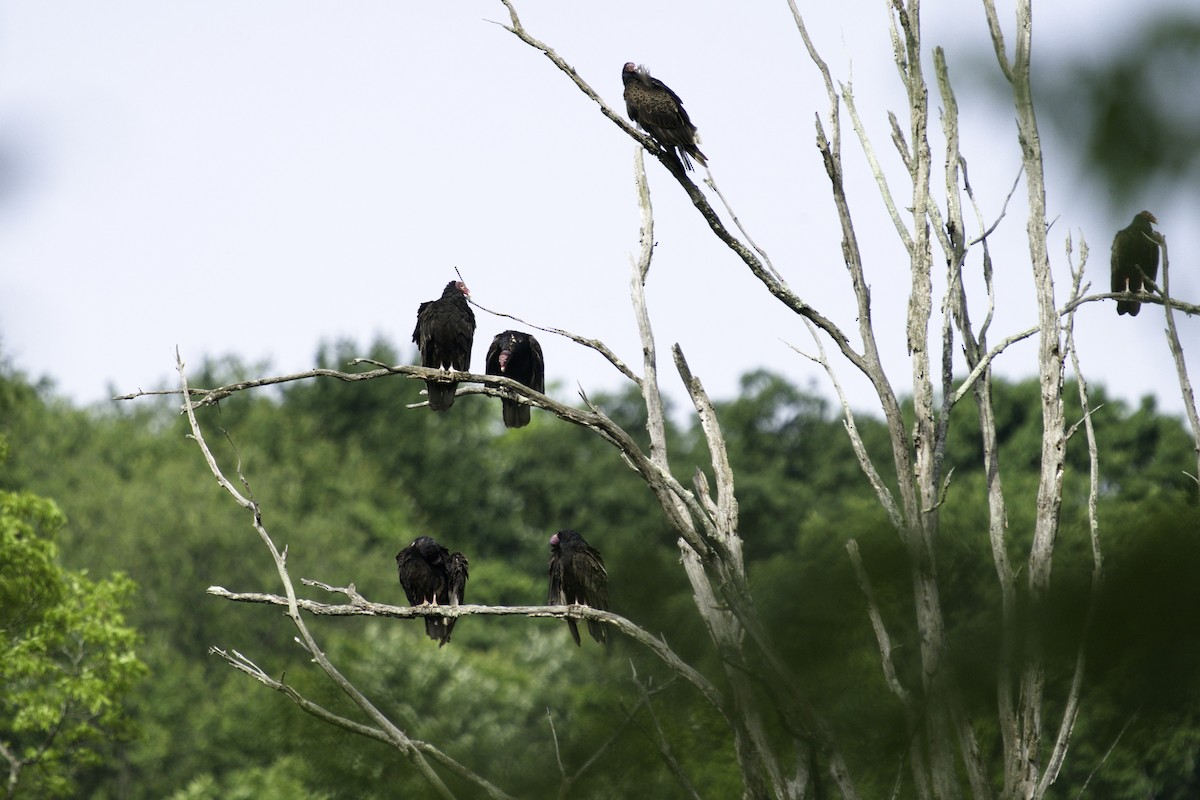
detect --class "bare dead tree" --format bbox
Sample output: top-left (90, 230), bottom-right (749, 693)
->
top-left (122, 1), bottom-right (1200, 798)
top-left (1154, 235), bottom-right (1200, 492)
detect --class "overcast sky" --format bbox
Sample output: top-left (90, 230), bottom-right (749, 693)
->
top-left (1, 1), bottom-right (1195, 423)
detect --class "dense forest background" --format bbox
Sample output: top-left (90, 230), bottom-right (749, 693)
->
top-left (1, 336), bottom-right (1198, 798)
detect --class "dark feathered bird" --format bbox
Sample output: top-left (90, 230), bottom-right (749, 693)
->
top-left (396, 536), bottom-right (469, 646)
top-left (548, 529), bottom-right (609, 646)
top-left (621, 62), bottom-right (707, 171)
top-left (1111, 211), bottom-right (1160, 316)
top-left (485, 330), bottom-right (545, 428)
top-left (412, 280), bottom-right (476, 410)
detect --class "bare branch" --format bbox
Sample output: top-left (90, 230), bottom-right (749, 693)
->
top-left (177, 353), bottom-right (462, 799)
top-left (114, 364), bottom-right (398, 404)
top-left (932, 46), bottom-right (967, 549)
top-left (1073, 713), bottom-right (1138, 800)
top-left (140, 349), bottom-right (716, 561)
top-left (546, 710), bottom-right (567, 792)
top-left (467, 298), bottom-right (642, 385)
top-left (631, 667), bottom-right (705, 800)
top-left (498, 0), bottom-right (872, 399)
top-left (491, 0), bottom-right (681, 176)
top-left (209, 584), bottom-right (728, 718)
top-left (208, 647), bottom-right (517, 800)
top-left (946, 289), bottom-right (1200, 407)
top-left (789, 2), bottom-right (927, 583)
top-left (702, 174), bottom-right (785, 285)
top-left (789, 324), bottom-right (903, 531)
top-left (966, 165), bottom-right (1023, 249)
top-left (673, 346), bottom-right (739, 562)
top-left (554, 671), bottom-right (661, 800)
top-left (843, 84), bottom-right (913, 252)
top-left (1156, 235), bottom-right (1200, 491)
top-left (628, 148), bottom-right (679, 511)
top-left (980, 0), bottom-right (1015, 81)
top-left (1039, 234), bottom-right (1105, 795)
top-left (846, 539), bottom-right (912, 705)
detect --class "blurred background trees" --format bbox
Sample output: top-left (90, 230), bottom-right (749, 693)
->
top-left (1, 338), bottom-right (1196, 797)
top-left (1038, 14), bottom-right (1200, 206)
top-left (0, 429), bottom-right (145, 799)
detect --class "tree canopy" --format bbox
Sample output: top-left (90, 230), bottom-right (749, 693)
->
top-left (0, 431), bottom-right (146, 799)
top-left (1, 345), bottom-right (1197, 797)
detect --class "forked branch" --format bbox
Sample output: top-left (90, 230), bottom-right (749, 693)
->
top-left (176, 351), bottom-right (457, 799)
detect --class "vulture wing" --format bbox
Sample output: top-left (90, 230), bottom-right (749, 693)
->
top-left (413, 280), bottom-right (476, 409)
top-left (1111, 211), bottom-right (1160, 317)
top-left (548, 529), bottom-right (610, 646)
top-left (485, 330), bottom-right (545, 428)
top-left (622, 62), bottom-right (707, 170)
top-left (441, 551), bottom-right (469, 646)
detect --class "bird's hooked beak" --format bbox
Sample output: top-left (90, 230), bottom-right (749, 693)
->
top-left (549, 533), bottom-right (560, 546)
top-left (497, 349), bottom-right (511, 372)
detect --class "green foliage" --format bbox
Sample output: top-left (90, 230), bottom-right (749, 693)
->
top-left (1038, 15), bottom-right (1200, 203)
top-left (1056, 509), bottom-right (1200, 798)
top-left (0, 487), bottom-right (65, 638)
top-left (166, 755), bottom-right (331, 800)
top-left (2, 345), bottom-right (1199, 797)
top-left (0, 436), bottom-right (147, 799)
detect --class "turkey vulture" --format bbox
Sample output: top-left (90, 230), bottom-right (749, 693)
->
top-left (621, 62), bottom-right (707, 171)
top-left (395, 536), bottom-right (469, 646)
top-left (548, 529), bottom-right (609, 646)
top-left (412, 280), bottom-right (475, 410)
top-left (1111, 211), bottom-right (1160, 316)
top-left (485, 330), bottom-right (545, 428)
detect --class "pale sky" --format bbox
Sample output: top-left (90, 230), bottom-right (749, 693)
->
top-left (1, 1), bottom-right (1195, 422)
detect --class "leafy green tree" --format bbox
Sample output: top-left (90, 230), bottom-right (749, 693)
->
top-left (0, 436), bottom-right (147, 799)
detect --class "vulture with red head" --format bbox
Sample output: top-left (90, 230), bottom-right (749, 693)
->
top-left (485, 330), bottom-right (544, 428)
top-left (1111, 211), bottom-right (1160, 316)
top-left (548, 529), bottom-right (610, 646)
top-left (621, 62), bottom-right (707, 171)
top-left (412, 280), bottom-right (475, 410)
top-left (396, 536), bottom-right (469, 646)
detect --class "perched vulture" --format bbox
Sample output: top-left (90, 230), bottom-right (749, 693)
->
top-left (395, 536), bottom-right (470, 646)
top-left (412, 280), bottom-right (475, 410)
top-left (485, 330), bottom-right (545, 428)
top-left (621, 62), bottom-right (707, 171)
top-left (548, 529), bottom-right (610, 646)
top-left (1111, 211), bottom-right (1160, 317)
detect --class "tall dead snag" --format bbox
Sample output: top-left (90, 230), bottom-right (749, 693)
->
top-left (980, 1), bottom-right (1074, 796)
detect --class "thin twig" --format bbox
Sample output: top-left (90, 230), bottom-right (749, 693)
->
top-left (546, 710), bottom-right (567, 790)
top-left (208, 647), bottom-right (517, 799)
top-left (846, 539), bottom-right (912, 705)
top-left (703, 174), bottom-right (785, 284)
top-left (467, 299), bottom-right (641, 385)
top-left (843, 82), bottom-right (913, 252)
top-left (631, 666), bottom-right (705, 800)
top-left (1073, 713), bottom-right (1137, 800)
top-left (789, 323), bottom-right (903, 531)
top-left (1039, 236), bottom-right (1104, 795)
